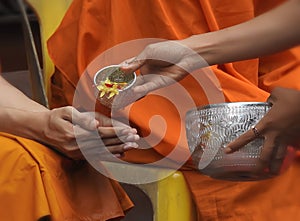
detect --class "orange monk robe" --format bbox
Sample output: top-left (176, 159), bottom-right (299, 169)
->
top-left (0, 133), bottom-right (132, 221)
top-left (47, 0), bottom-right (300, 220)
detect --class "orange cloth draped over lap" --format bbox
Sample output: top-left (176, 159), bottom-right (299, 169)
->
top-left (47, 0), bottom-right (300, 220)
top-left (0, 132), bottom-right (132, 221)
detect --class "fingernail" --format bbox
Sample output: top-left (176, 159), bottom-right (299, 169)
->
top-left (114, 153), bottom-right (121, 158)
top-left (114, 153), bottom-right (125, 158)
top-left (224, 147), bottom-right (233, 154)
top-left (93, 119), bottom-right (99, 128)
top-left (121, 128), bottom-right (137, 135)
top-left (126, 134), bottom-right (140, 141)
top-left (129, 128), bottom-right (137, 134)
top-left (123, 142), bottom-right (139, 150)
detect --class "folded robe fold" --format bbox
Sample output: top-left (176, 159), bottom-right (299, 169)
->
top-left (0, 132), bottom-right (132, 221)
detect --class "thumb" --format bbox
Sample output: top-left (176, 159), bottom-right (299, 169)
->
top-left (72, 110), bottom-right (99, 131)
top-left (120, 56), bottom-right (146, 74)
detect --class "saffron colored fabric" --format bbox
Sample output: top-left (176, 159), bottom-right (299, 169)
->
top-left (0, 132), bottom-right (132, 221)
top-left (47, 0), bottom-right (300, 220)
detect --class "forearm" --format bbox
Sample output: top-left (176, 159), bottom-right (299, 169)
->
top-left (182, 0), bottom-right (300, 65)
top-left (0, 107), bottom-right (48, 141)
top-left (0, 76), bottom-right (48, 111)
top-left (0, 75), bottom-right (49, 140)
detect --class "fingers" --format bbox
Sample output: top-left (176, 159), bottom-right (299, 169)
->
top-left (256, 135), bottom-right (288, 176)
top-left (71, 109), bottom-right (139, 139)
top-left (101, 133), bottom-right (139, 146)
top-left (72, 109), bottom-right (99, 130)
top-left (98, 127), bottom-right (128, 138)
top-left (58, 134), bottom-right (139, 160)
top-left (132, 71), bottom-right (176, 94)
top-left (266, 87), bottom-right (285, 104)
top-left (74, 125), bottom-right (139, 146)
top-left (191, 146), bottom-right (204, 167)
top-left (133, 81), bottom-right (158, 94)
top-left (78, 140), bottom-right (139, 161)
top-left (74, 125), bottom-right (139, 142)
top-left (66, 142), bottom-right (139, 160)
top-left (97, 126), bottom-right (136, 138)
top-left (108, 142), bottom-right (139, 153)
top-left (47, 107), bottom-right (141, 160)
top-left (269, 143), bottom-right (287, 175)
top-left (68, 129), bottom-right (139, 160)
top-left (224, 127), bottom-right (259, 153)
top-left (53, 106), bottom-right (99, 130)
top-left (120, 56), bottom-right (146, 74)
top-left (256, 136), bottom-right (275, 170)
top-left (79, 138), bottom-right (138, 153)
top-left (224, 126), bottom-right (287, 175)
top-left (94, 112), bottom-right (133, 130)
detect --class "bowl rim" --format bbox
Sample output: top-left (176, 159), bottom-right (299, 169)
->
top-left (93, 64), bottom-right (137, 91)
top-left (186, 101), bottom-right (271, 115)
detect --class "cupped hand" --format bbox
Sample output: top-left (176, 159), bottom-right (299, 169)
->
top-left (38, 106), bottom-right (139, 160)
top-left (120, 40), bottom-right (206, 98)
top-left (225, 87), bottom-right (300, 174)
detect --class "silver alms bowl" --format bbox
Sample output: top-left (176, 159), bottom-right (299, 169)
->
top-left (94, 65), bottom-right (136, 108)
top-left (185, 102), bottom-right (274, 181)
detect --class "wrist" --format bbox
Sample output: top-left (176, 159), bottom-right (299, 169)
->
top-left (0, 108), bottom-right (50, 141)
top-left (179, 33), bottom-right (224, 66)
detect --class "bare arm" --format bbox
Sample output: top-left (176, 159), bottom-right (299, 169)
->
top-left (0, 75), bottom-right (48, 138)
top-left (182, 0), bottom-right (300, 65)
top-left (121, 0), bottom-right (300, 96)
top-left (0, 76), bottom-right (139, 159)
top-left (0, 75), bottom-right (48, 111)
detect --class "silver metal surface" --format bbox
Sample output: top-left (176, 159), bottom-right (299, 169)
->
top-left (93, 65), bottom-right (136, 108)
top-left (185, 102), bottom-right (273, 181)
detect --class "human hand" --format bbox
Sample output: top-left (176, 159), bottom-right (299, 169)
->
top-left (224, 87), bottom-right (300, 174)
top-left (120, 40), bottom-right (206, 99)
top-left (36, 106), bottom-right (139, 160)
